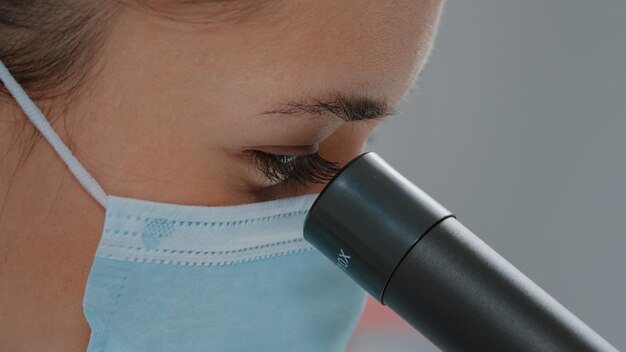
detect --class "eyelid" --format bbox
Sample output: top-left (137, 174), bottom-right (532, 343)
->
top-left (253, 144), bottom-right (319, 156)
top-left (248, 149), bottom-right (342, 187)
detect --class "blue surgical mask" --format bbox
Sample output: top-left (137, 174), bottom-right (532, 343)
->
top-left (0, 60), bottom-right (367, 351)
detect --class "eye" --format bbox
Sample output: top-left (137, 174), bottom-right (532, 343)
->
top-left (247, 150), bottom-right (342, 187)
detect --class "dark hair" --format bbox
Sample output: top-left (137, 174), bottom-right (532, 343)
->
top-left (0, 1), bottom-right (118, 101)
top-left (0, 0), bottom-right (271, 101)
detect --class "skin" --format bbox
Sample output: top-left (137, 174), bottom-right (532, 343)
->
top-left (0, 0), bottom-right (442, 350)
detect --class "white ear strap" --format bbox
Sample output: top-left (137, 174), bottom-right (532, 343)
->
top-left (0, 60), bottom-right (108, 209)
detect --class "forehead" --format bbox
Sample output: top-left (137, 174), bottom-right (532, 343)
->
top-left (121, 0), bottom-right (442, 115)
top-left (206, 0), bottom-right (441, 96)
top-left (129, 0), bottom-right (275, 24)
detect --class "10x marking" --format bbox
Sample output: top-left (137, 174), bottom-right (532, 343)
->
top-left (337, 248), bottom-right (351, 271)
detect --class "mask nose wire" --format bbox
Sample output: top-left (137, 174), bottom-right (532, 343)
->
top-left (0, 60), bottom-right (108, 209)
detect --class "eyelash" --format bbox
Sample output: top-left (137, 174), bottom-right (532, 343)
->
top-left (248, 150), bottom-right (342, 187)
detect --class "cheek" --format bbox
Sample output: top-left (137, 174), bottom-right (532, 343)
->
top-left (318, 122), bottom-right (378, 165)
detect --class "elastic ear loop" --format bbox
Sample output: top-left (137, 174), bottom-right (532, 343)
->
top-left (0, 60), bottom-right (108, 209)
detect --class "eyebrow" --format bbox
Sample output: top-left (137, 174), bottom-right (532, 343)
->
top-left (259, 92), bottom-right (398, 122)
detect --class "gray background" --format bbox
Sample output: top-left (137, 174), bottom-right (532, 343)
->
top-left (351, 1), bottom-right (626, 351)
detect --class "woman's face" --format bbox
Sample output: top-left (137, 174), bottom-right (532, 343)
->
top-left (72, 0), bottom-right (443, 205)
